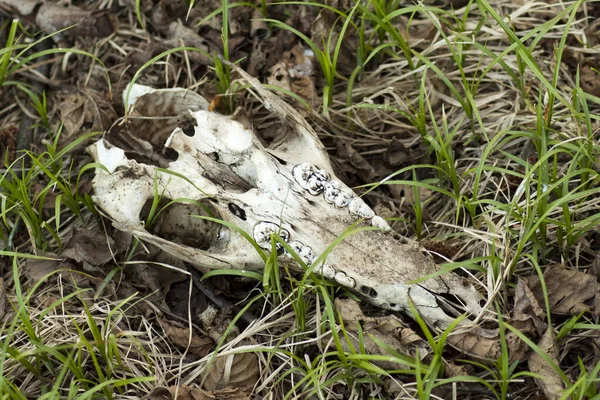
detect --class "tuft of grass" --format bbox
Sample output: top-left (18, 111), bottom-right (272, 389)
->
top-left (0, 130), bottom-right (102, 251)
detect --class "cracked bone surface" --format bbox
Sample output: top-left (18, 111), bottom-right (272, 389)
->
top-left (89, 76), bottom-right (485, 330)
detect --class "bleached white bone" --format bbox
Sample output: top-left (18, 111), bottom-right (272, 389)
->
top-left (89, 81), bottom-right (487, 331)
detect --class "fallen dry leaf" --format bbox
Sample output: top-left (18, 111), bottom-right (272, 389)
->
top-left (61, 227), bottom-right (115, 268)
top-left (528, 328), bottom-right (565, 400)
top-left (158, 318), bottom-right (214, 358)
top-left (446, 327), bottom-right (529, 362)
top-left (126, 263), bottom-right (185, 297)
top-left (35, 3), bottom-right (116, 39)
top-left (146, 385), bottom-right (250, 400)
top-left (335, 141), bottom-right (375, 182)
top-left (527, 264), bottom-right (599, 316)
top-left (334, 298), bottom-right (428, 369)
top-left (267, 44), bottom-right (319, 109)
top-left (204, 353), bottom-right (260, 391)
top-left (57, 89), bottom-right (116, 143)
top-left (512, 277), bottom-right (547, 337)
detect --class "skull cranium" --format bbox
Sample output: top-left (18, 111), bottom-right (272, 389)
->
top-left (88, 71), bottom-right (486, 331)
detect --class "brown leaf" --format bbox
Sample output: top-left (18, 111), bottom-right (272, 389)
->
top-left (527, 264), bottom-right (600, 316)
top-left (146, 385), bottom-right (250, 400)
top-left (158, 318), bottom-right (214, 358)
top-left (0, 0), bottom-right (38, 16)
top-left (24, 255), bottom-right (104, 290)
top-left (166, 22), bottom-right (212, 65)
top-left (446, 327), bottom-right (529, 362)
top-left (204, 353), bottom-right (260, 391)
top-left (335, 141), bottom-right (375, 182)
top-left (126, 263), bottom-right (185, 296)
top-left (528, 328), bottom-right (565, 400)
top-left (310, 6), bottom-right (358, 76)
top-left (57, 89), bottom-right (116, 142)
top-left (334, 299), bottom-right (429, 369)
top-left (512, 277), bottom-right (547, 336)
top-left (35, 3), bottom-right (117, 39)
top-left (61, 227), bottom-right (115, 267)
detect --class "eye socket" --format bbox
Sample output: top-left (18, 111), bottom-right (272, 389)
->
top-left (140, 198), bottom-right (221, 250)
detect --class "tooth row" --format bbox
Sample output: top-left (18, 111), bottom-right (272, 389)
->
top-left (252, 221), bottom-right (356, 288)
top-left (292, 163), bottom-right (390, 232)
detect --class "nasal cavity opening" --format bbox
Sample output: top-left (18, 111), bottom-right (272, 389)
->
top-left (139, 198), bottom-right (223, 250)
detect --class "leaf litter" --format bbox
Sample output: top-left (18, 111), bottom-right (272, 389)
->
top-left (1, 0), bottom-right (600, 398)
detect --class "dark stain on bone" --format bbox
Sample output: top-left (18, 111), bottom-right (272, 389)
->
top-left (228, 202), bottom-right (247, 220)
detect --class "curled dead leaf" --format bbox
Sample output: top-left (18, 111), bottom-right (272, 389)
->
top-left (334, 299), bottom-right (429, 369)
top-left (158, 318), bottom-right (214, 358)
top-left (35, 3), bottom-right (117, 39)
top-left (512, 277), bottom-right (548, 336)
top-left (61, 227), bottom-right (115, 268)
top-left (204, 353), bottom-right (260, 391)
top-left (528, 328), bottom-right (565, 400)
top-left (446, 327), bottom-right (529, 362)
top-left (24, 255), bottom-right (103, 289)
top-left (527, 264), bottom-right (599, 316)
top-left (146, 385), bottom-right (250, 400)
top-left (57, 89), bottom-right (116, 143)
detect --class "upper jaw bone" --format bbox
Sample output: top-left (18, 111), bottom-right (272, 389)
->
top-left (89, 81), bottom-right (486, 331)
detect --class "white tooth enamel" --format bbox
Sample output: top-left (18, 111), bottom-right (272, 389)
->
top-left (334, 271), bottom-right (356, 288)
top-left (293, 163), bottom-right (329, 195)
top-left (323, 180), bottom-right (354, 208)
top-left (253, 221), bottom-right (289, 251)
top-left (371, 215), bottom-right (391, 231)
top-left (316, 263), bottom-right (336, 279)
top-left (348, 197), bottom-right (375, 219)
top-left (286, 240), bottom-right (315, 265)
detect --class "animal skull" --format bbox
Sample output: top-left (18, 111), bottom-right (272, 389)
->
top-left (88, 71), bottom-right (486, 330)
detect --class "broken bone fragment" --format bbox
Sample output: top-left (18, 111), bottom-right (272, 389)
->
top-left (88, 82), bottom-right (486, 331)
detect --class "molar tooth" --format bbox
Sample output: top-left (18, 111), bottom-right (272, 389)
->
top-left (323, 180), bottom-right (354, 207)
top-left (253, 221), bottom-right (289, 253)
top-left (371, 215), bottom-right (391, 232)
top-left (315, 263), bottom-right (336, 279)
top-left (287, 240), bottom-right (315, 265)
top-left (298, 245), bottom-right (315, 265)
top-left (292, 163), bottom-right (329, 195)
top-left (348, 197), bottom-right (375, 219)
top-left (334, 271), bottom-right (356, 288)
